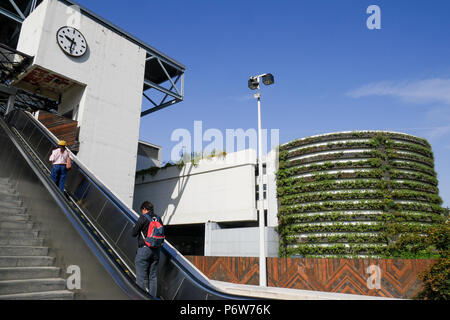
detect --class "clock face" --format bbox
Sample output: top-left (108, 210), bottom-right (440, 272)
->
top-left (56, 26), bottom-right (88, 57)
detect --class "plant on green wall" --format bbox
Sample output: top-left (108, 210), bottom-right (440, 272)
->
top-left (415, 222), bottom-right (450, 300)
top-left (276, 131), bottom-right (445, 259)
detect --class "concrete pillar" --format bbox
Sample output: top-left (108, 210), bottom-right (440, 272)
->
top-left (204, 221), bottom-right (220, 256)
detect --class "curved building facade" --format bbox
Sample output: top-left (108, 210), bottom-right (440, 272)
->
top-left (277, 131), bottom-right (445, 258)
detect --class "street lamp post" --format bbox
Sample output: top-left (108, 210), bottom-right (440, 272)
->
top-left (248, 73), bottom-right (274, 287)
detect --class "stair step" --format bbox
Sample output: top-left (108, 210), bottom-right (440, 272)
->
top-left (0, 230), bottom-right (39, 239)
top-left (0, 278), bottom-right (67, 295)
top-left (0, 177), bottom-right (11, 185)
top-left (0, 289), bottom-right (74, 300)
top-left (0, 198), bottom-right (22, 207)
top-left (0, 267), bottom-right (61, 280)
top-left (0, 205), bottom-right (26, 215)
top-left (0, 221), bottom-right (34, 230)
top-left (0, 212), bottom-right (31, 222)
top-left (0, 187), bottom-right (17, 196)
top-left (0, 194), bottom-right (21, 203)
top-left (0, 237), bottom-right (44, 246)
top-left (0, 256), bottom-right (55, 267)
top-left (0, 246), bottom-right (49, 256)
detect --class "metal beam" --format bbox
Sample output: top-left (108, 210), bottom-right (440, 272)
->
top-left (0, 7), bottom-right (24, 23)
top-left (143, 92), bottom-right (158, 108)
top-left (30, 0), bottom-right (38, 13)
top-left (143, 79), bottom-right (183, 101)
top-left (59, 0), bottom-right (186, 71)
top-left (0, 84), bottom-right (18, 95)
top-left (157, 59), bottom-right (181, 96)
top-left (159, 74), bottom-right (181, 106)
top-left (141, 98), bottom-right (180, 117)
top-left (8, 0), bottom-right (26, 19)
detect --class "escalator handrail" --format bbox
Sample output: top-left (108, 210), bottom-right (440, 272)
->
top-left (7, 109), bottom-right (250, 299)
top-left (17, 110), bottom-right (216, 288)
top-left (0, 115), bottom-right (152, 300)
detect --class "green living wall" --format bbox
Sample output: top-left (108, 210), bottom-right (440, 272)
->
top-left (277, 131), bottom-right (446, 258)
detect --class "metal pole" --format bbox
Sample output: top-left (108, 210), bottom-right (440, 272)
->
top-left (256, 86), bottom-right (267, 287)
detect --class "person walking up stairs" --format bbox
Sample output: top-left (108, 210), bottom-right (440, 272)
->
top-left (0, 177), bottom-right (74, 300)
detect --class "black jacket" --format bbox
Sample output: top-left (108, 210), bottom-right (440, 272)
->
top-left (131, 214), bottom-right (163, 248)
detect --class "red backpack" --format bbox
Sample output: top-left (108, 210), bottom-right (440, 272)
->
top-left (143, 214), bottom-right (165, 248)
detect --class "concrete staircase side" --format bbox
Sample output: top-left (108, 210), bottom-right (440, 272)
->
top-left (0, 178), bottom-right (74, 300)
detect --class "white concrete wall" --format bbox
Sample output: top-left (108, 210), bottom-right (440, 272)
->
top-left (17, 0), bottom-right (146, 206)
top-left (134, 149), bottom-right (259, 225)
top-left (204, 222), bottom-right (279, 257)
top-left (136, 154), bottom-right (160, 172)
top-left (261, 149), bottom-right (279, 227)
top-left (58, 84), bottom-right (84, 120)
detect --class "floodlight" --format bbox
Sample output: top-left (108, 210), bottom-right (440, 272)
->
top-left (248, 77), bottom-right (259, 90)
top-left (262, 73), bottom-right (274, 86)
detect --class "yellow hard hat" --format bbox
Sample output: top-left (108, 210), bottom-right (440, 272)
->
top-left (58, 140), bottom-right (67, 146)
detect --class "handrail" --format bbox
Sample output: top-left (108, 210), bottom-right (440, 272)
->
top-left (5, 108), bottom-right (251, 300)
top-left (22, 110), bottom-right (215, 287)
top-left (0, 115), bottom-right (151, 299)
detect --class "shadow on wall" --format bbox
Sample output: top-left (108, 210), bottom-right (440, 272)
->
top-left (134, 164), bottom-right (194, 226)
top-left (164, 164), bottom-right (193, 225)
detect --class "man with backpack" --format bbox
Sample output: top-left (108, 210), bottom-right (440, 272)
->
top-left (131, 201), bottom-right (165, 297)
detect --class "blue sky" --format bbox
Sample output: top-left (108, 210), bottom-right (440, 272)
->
top-left (75, 0), bottom-right (450, 207)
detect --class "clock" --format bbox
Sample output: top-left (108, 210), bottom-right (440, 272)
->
top-left (56, 26), bottom-right (88, 57)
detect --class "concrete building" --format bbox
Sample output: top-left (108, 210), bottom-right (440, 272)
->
top-left (5, 0), bottom-right (185, 206)
top-left (134, 149), bottom-right (280, 257)
top-left (136, 141), bottom-right (162, 172)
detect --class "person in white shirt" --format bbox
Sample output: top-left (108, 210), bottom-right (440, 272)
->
top-left (49, 140), bottom-right (71, 192)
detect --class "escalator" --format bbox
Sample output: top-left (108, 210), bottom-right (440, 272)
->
top-left (0, 109), bottom-right (253, 300)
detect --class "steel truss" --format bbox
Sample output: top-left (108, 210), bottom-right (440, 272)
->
top-left (0, 0), bottom-right (38, 23)
top-left (142, 52), bottom-right (184, 117)
top-left (0, 43), bottom-right (58, 113)
top-left (0, 43), bottom-right (32, 84)
top-left (0, 0), bottom-right (185, 117)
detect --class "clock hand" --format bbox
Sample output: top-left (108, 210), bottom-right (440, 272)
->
top-left (65, 35), bottom-right (75, 44)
